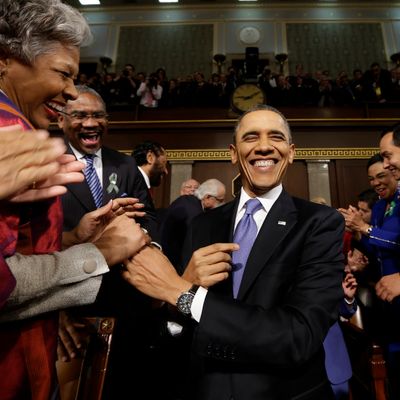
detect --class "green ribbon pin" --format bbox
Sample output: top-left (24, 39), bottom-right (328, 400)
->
top-left (107, 172), bottom-right (119, 194)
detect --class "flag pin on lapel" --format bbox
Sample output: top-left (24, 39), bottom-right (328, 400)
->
top-left (278, 220), bottom-right (286, 226)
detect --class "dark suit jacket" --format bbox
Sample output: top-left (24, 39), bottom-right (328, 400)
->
top-left (62, 144), bottom-right (162, 399)
top-left (160, 195), bottom-right (203, 272)
top-left (184, 190), bottom-right (344, 400)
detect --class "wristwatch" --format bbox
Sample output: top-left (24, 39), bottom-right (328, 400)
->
top-left (176, 284), bottom-right (199, 317)
top-left (365, 225), bottom-right (373, 236)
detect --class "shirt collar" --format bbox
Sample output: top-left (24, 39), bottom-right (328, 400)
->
top-left (138, 166), bottom-right (151, 189)
top-left (69, 143), bottom-right (102, 161)
top-left (237, 184), bottom-right (283, 215)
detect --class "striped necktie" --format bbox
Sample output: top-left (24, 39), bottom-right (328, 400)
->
top-left (84, 154), bottom-right (103, 209)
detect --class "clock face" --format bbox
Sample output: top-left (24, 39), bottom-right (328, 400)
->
top-left (231, 84), bottom-right (265, 113)
top-left (239, 27), bottom-right (260, 45)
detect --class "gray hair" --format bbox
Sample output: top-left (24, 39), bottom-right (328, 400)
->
top-left (195, 179), bottom-right (225, 200)
top-left (233, 104), bottom-right (292, 145)
top-left (67, 85), bottom-right (106, 110)
top-left (0, 0), bottom-right (92, 65)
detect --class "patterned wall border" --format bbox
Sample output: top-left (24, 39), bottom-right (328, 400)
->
top-left (121, 147), bottom-right (379, 161)
top-left (121, 148), bottom-right (380, 161)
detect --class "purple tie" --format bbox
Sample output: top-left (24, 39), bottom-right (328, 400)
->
top-left (232, 198), bottom-right (263, 298)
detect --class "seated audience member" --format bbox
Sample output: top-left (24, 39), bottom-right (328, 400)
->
top-left (160, 178), bottom-right (226, 273)
top-left (180, 178), bottom-right (200, 196)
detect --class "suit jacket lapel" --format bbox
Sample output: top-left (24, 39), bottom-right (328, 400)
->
top-left (102, 148), bottom-right (122, 203)
top-left (237, 191), bottom-right (298, 299)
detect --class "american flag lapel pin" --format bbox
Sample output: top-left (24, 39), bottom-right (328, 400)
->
top-left (278, 220), bottom-right (286, 226)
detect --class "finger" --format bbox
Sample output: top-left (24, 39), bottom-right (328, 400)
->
top-left (112, 197), bottom-right (140, 209)
top-left (124, 211), bottom-right (146, 218)
top-left (200, 271), bottom-right (230, 287)
top-left (195, 243), bottom-right (239, 257)
top-left (57, 338), bottom-right (70, 362)
top-left (89, 200), bottom-right (114, 220)
top-left (58, 329), bottom-right (78, 359)
top-left (10, 186), bottom-right (68, 202)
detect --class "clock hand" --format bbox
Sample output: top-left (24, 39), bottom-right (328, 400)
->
top-left (247, 91), bottom-right (261, 99)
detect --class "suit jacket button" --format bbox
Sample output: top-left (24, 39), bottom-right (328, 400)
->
top-left (82, 260), bottom-right (97, 274)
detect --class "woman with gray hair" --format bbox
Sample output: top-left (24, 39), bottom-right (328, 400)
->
top-left (0, 1), bottom-right (110, 399)
top-left (0, 1), bottom-right (92, 397)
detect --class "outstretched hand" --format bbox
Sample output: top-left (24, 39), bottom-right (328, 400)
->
top-left (10, 153), bottom-right (85, 202)
top-left (0, 125), bottom-right (84, 201)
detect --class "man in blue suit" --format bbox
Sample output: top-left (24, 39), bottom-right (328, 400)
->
top-left (123, 105), bottom-right (345, 400)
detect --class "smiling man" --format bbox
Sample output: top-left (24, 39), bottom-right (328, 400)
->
top-left (57, 85), bottom-right (166, 399)
top-left (122, 104), bottom-right (345, 400)
top-left (380, 122), bottom-right (400, 180)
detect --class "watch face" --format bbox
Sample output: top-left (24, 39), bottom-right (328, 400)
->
top-left (177, 292), bottom-right (194, 315)
top-left (231, 84), bottom-right (265, 113)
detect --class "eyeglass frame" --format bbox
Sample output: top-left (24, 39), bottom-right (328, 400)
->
top-left (61, 110), bottom-right (109, 122)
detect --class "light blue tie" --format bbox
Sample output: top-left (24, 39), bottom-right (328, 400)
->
top-left (232, 198), bottom-right (263, 298)
top-left (84, 154), bottom-right (103, 209)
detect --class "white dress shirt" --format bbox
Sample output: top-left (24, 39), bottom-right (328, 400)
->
top-left (138, 166), bottom-right (150, 189)
top-left (70, 145), bottom-right (103, 187)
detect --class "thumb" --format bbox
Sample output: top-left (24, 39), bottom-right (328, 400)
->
top-left (92, 199), bottom-right (113, 220)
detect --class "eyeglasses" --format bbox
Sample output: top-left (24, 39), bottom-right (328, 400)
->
top-left (66, 111), bottom-right (109, 122)
top-left (207, 194), bottom-right (225, 204)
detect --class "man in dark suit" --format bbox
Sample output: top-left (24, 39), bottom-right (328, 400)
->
top-left (57, 85), bottom-right (163, 399)
top-left (123, 104), bottom-right (345, 399)
top-left (160, 178), bottom-right (226, 273)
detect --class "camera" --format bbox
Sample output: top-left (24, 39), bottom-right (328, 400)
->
top-left (147, 77), bottom-right (157, 88)
top-left (122, 69), bottom-right (130, 77)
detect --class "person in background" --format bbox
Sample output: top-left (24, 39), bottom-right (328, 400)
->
top-left (137, 72), bottom-right (163, 108)
top-left (123, 104), bottom-right (344, 400)
top-left (131, 140), bottom-right (168, 204)
top-left (310, 197), bottom-right (357, 399)
top-left (0, 1), bottom-right (146, 399)
top-left (342, 153), bottom-right (400, 399)
top-left (180, 178), bottom-right (200, 196)
top-left (161, 178), bottom-right (226, 273)
top-left (380, 122), bottom-right (400, 180)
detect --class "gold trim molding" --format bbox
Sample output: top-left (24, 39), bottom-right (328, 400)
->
top-left (122, 148), bottom-right (380, 161)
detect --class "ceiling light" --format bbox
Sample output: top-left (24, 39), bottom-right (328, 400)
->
top-left (79, 0), bottom-right (100, 5)
top-left (238, 0), bottom-right (258, 2)
top-left (158, 0), bottom-right (179, 3)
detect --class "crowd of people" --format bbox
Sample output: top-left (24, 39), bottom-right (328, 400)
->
top-left (79, 61), bottom-right (400, 109)
top-left (1, 1), bottom-right (400, 400)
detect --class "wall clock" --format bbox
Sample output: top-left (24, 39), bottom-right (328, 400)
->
top-left (231, 84), bottom-right (265, 113)
top-left (239, 26), bottom-right (260, 45)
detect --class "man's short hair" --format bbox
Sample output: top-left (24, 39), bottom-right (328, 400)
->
top-left (131, 141), bottom-right (165, 166)
top-left (380, 122), bottom-right (400, 147)
top-left (233, 104), bottom-right (292, 145)
top-left (195, 179), bottom-right (225, 200)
